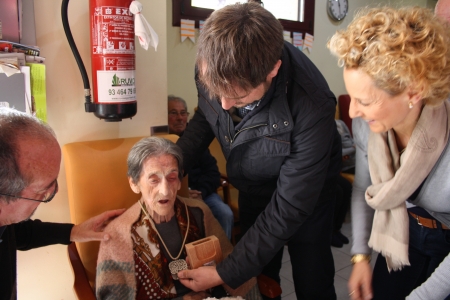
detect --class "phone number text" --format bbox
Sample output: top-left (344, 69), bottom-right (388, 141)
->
top-left (108, 88), bottom-right (136, 95)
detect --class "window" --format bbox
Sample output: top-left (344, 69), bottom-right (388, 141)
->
top-left (192, 0), bottom-right (303, 22)
top-left (172, 0), bottom-right (315, 35)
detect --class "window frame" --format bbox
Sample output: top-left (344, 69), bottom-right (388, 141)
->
top-left (172, 0), bottom-right (315, 36)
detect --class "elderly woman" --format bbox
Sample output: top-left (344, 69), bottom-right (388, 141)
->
top-left (328, 6), bottom-right (450, 300)
top-left (95, 137), bottom-right (257, 299)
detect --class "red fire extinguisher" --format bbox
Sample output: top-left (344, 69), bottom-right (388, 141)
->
top-left (62, 0), bottom-right (137, 122)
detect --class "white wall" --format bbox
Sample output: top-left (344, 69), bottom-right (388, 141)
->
top-left (166, 0), bottom-right (198, 113)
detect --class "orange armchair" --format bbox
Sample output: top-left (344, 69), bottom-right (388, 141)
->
top-left (63, 134), bottom-right (187, 299)
top-left (63, 134), bottom-right (280, 299)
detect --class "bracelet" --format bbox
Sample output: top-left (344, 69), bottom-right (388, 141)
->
top-left (351, 254), bottom-right (371, 264)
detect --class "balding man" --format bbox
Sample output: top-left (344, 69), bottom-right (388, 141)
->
top-left (0, 107), bottom-right (124, 299)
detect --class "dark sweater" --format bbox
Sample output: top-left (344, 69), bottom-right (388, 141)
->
top-left (0, 220), bottom-right (73, 300)
top-left (187, 148), bottom-right (221, 199)
top-left (178, 129), bottom-right (221, 199)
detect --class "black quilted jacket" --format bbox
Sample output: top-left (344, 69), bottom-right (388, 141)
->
top-left (177, 42), bottom-right (342, 288)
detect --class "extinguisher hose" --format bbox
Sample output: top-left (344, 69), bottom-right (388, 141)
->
top-left (61, 0), bottom-right (94, 112)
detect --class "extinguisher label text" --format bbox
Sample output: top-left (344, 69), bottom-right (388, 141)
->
top-left (108, 88), bottom-right (135, 96)
top-left (97, 70), bottom-right (136, 103)
top-left (92, 6), bottom-right (135, 55)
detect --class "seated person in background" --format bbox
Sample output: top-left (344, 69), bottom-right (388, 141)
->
top-left (96, 137), bottom-right (257, 299)
top-left (168, 95), bottom-right (234, 240)
top-left (332, 120), bottom-right (355, 248)
top-left (336, 119), bottom-right (355, 174)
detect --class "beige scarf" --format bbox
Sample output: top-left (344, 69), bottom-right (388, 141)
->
top-left (366, 101), bottom-right (450, 271)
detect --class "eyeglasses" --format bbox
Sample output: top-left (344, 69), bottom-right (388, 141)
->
top-left (168, 111), bottom-right (190, 117)
top-left (0, 180), bottom-right (58, 203)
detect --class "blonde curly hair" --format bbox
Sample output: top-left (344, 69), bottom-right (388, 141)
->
top-left (328, 6), bottom-right (450, 105)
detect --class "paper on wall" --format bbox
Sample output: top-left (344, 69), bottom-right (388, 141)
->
top-left (283, 30), bottom-right (292, 44)
top-left (181, 19), bottom-right (195, 43)
top-left (304, 33), bottom-right (314, 53)
top-left (293, 32), bottom-right (303, 51)
top-left (26, 62), bottom-right (47, 122)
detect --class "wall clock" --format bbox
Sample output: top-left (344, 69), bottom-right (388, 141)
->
top-left (327, 0), bottom-right (348, 21)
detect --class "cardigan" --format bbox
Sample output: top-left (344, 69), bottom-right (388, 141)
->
top-left (96, 197), bottom-right (257, 299)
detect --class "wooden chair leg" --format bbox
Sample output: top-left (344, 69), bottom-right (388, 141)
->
top-left (67, 243), bottom-right (96, 300)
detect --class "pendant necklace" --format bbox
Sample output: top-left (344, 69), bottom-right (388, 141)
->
top-left (139, 199), bottom-right (190, 280)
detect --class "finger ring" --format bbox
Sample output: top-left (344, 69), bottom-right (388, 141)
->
top-left (349, 290), bottom-right (355, 296)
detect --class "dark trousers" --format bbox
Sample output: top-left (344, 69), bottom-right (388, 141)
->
top-left (372, 213), bottom-right (450, 300)
top-left (334, 175), bottom-right (352, 232)
top-left (239, 184), bottom-right (337, 300)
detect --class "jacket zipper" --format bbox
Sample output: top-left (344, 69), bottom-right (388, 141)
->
top-left (227, 116), bottom-right (267, 144)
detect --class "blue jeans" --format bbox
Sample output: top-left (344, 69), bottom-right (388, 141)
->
top-left (372, 213), bottom-right (450, 299)
top-left (203, 193), bottom-right (234, 240)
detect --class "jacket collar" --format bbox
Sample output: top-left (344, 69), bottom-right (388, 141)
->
top-left (226, 46), bottom-right (294, 145)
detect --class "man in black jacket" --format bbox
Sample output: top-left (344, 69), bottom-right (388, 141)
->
top-left (177, 2), bottom-right (341, 300)
top-left (0, 107), bottom-right (124, 300)
top-left (168, 95), bottom-right (234, 239)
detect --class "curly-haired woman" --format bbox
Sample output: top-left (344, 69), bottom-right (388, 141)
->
top-left (329, 6), bottom-right (450, 300)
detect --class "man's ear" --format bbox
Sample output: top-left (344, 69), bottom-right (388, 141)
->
top-left (267, 60), bottom-right (282, 80)
top-left (128, 177), bottom-right (140, 194)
